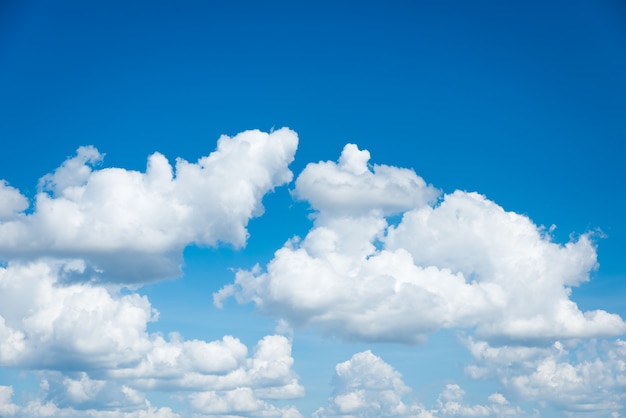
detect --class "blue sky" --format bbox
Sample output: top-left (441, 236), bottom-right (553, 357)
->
top-left (0, 1), bottom-right (625, 416)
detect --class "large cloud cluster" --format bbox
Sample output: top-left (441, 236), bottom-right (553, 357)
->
top-left (0, 130), bottom-right (306, 417)
top-left (216, 143), bottom-right (625, 344)
top-left (0, 128), bottom-right (298, 282)
top-left (2, 133), bottom-right (625, 416)
top-left (216, 143), bottom-right (626, 414)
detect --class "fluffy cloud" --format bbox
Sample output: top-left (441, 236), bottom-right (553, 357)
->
top-left (0, 180), bottom-right (28, 221)
top-left (313, 350), bottom-right (425, 417)
top-left (110, 334), bottom-right (304, 399)
top-left (294, 143), bottom-right (439, 217)
top-left (465, 338), bottom-right (626, 416)
top-left (0, 383), bottom-right (179, 418)
top-left (0, 259), bottom-right (303, 415)
top-left (0, 259), bottom-right (154, 369)
top-left (384, 190), bottom-right (623, 341)
top-left (432, 384), bottom-right (532, 417)
top-left (189, 387), bottom-right (304, 417)
top-left (313, 350), bottom-right (531, 418)
top-left (217, 144), bottom-right (625, 344)
top-left (0, 385), bottom-right (18, 416)
top-left (0, 128), bottom-right (298, 282)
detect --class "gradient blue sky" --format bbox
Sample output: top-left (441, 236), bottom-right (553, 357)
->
top-left (1, 1), bottom-right (625, 417)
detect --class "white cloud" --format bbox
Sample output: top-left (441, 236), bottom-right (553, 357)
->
top-left (0, 128), bottom-right (298, 282)
top-left (0, 384), bottom-right (179, 418)
top-left (385, 190), bottom-right (623, 341)
top-left (216, 144), bottom-right (626, 344)
top-left (0, 385), bottom-right (18, 416)
top-left (43, 372), bottom-right (148, 411)
top-left (433, 384), bottom-right (533, 417)
top-left (189, 387), bottom-right (304, 417)
top-left (313, 350), bottom-right (532, 418)
top-left (0, 259), bottom-right (155, 369)
top-left (465, 338), bottom-right (626, 416)
top-left (111, 334), bottom-right (304, 398)
top-left (0, 259), bottom-right (303, 415)
top-left (0, 180), bottom-right (28, 221)
top-left (293, 143), bottom-right (439, 217)
top-left (313, 350), bottom-right (426, 417)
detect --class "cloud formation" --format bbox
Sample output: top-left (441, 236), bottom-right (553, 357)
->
top-left (464, 337), bottom-right (626, 416)
top-left (2, 134), bottom-right (624, 416)
top-left (217, 143), bottom-right (625, 344)
top-left (293, 143), bottom-right (439, 217)
top-left (0, 128), bottom-right (298, 282)
top-left (313, 350), bottom-right (531, 417)
top-left (0, 259), bottom-right (303, 416)
top-left (0, 181), bottom-right (28, 221)
top-left (0, 383), bottom-right (179, 418)
top-left (313, 350), bottom-right (421, 417)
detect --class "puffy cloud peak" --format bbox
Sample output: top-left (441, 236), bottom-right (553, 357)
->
top-left (38, 145), bottom-right (104, 197)
top-left (294, 143), bottom-right (439, 217)
top-left (313, 350), bottom-right (418, 417)
top-left (0, 181), bottom-right (28, 221)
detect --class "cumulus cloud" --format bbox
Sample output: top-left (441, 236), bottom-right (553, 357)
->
top-left (313, 350), bottom-right (532, 418)
top-left (464, 338), bottom-right (626, 416)
top-left (0, 259), bottom-right (303, 416)
top-left (189, 387), bottom-right (304, 417)
top-left (217, 144), bottom-right (625, 344)
top-left (385, 191), bottom-right (623, 341)
top-left (0, 128), bottom-right (298, 282)
top-left (0, 259), bottom-right (155, 369)
top-left (0, 383), bottom-right (179, 418)
top-left (432, 383), bottom-right (533, 417)
top-left (294, 143), bottom-right (439, 217)
top-left (0, 180), bottom-right (28, 221)
top-left (110, 333), bottom-right (304, 399)
top-left (313, 350), bottom-right (425, 417)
